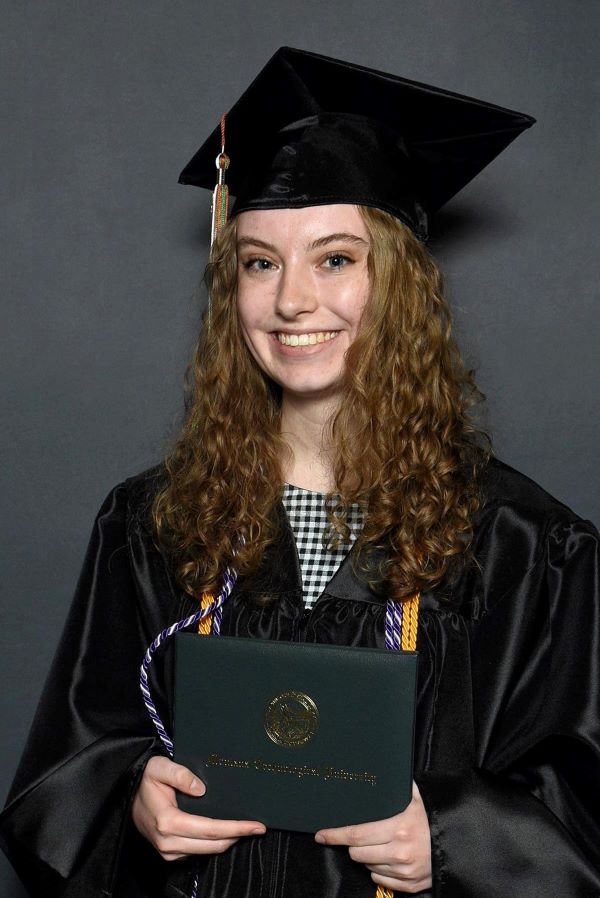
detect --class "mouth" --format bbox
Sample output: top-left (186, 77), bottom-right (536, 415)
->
top-left (275, 331), bottom-right (339, 347)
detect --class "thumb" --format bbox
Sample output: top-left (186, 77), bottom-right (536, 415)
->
top-left (146, 755), bottom-right (206, 796)
top-left (412, 780), bottom-right (423, 802)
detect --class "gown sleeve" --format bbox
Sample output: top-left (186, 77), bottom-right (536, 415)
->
top-left (416, 514), bottom-right (600, 896)
top-left (0, 483), bottom-right (163, 897)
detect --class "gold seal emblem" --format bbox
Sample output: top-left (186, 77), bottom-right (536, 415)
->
top-left (264, 690), bottom-right (319, 749)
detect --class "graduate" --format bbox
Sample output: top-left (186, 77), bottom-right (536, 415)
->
top-left (1, 47), bottom-right (599, 898)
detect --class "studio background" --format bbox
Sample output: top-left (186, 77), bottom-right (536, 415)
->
top-left (1, 1), bottom-right (598, 894)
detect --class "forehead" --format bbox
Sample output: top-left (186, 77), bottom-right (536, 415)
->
top-left (235, 204), bottom-right (369, 245)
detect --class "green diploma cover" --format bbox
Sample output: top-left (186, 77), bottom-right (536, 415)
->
top-left (174, 634), bottom-right (418, 832)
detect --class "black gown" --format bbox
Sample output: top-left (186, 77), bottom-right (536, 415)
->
top-left (1, 457), bottom-right (599, 898)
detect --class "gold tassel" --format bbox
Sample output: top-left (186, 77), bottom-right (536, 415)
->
top-left (210, 114), bottom-right (230, 246)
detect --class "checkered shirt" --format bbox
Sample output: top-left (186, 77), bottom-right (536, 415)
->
top-left (281, 483), bottom-right (363, 609)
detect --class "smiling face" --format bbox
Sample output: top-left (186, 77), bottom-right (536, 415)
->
top-left (235, 205), bottom-right (371, 407)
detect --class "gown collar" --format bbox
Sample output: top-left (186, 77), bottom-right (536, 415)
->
top-left (236, 501), bottom-right (386, 606)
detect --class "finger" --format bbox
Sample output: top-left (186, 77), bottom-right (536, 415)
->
top-left (155, 835), bottom-right (239, 860)
top-left (146, 756), bottom-right (206, 797)
top-left (370, 870), bottom-right (431, 891)
top-left (163, 810), bottom-right (266, 841)
top-left (316, 816), bottom-right (396, 847)
top-left (366, 862), bottom-right (412, 876)
top-left (348, 843), bottom-right (410, 866)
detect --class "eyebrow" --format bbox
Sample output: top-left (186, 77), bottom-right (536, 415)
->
top-left (236, 232), bottom-right (369, 252)
top-left (310, 232), bottom-right (369, 250)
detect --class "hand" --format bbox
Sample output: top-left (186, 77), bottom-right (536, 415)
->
top-left (132, 755), bottom-right (266, 861)
top-left (314, 782), bottom-right (432, 894)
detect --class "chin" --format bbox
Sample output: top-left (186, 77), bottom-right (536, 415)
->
top-left (281, 380), bottom-right (343, 400)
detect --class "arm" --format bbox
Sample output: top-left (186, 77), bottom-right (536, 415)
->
top-left (0, 484), bottom-right (162, 896)
top-left (0, 481), bottom-right (266, 897)
top-left (417, 516), bottom-right (600, 897)
top-left (318, 516), bottom-right (600, 896)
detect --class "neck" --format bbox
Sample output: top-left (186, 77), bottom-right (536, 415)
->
top-left (280, 392), bottom-right (338, 492)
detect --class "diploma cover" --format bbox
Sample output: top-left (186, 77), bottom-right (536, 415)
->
top-left (174, 634), bottom-right (418, 832)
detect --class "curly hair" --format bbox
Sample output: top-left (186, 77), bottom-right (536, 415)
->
top-left (153, 206), bottom-right (490, 602)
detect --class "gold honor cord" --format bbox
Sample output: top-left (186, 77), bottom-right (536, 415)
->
top-left (401, 591), bottom-right (420, 652)
top-left (199, 591), bottom-right (421, 647)
top-left (198, 592), bottom-right (214, 635)
top-left (375, 590), bottom-right (420, 898)
top-left (198, 590), bottom-right (421, 898)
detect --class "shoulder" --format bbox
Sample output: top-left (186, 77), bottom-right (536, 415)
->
top-left (94, 464), bottom-right (167, 536)
top-left (479, 456), bottom-right (586, 524)
top-left (103, 464), bottom-right (167, 520)
top-left (446, 456), bottom-right (598, 617)
top-left (123, 463), bottom-right (167, 514)
top-left (476, 455), bottom-right (596, 549)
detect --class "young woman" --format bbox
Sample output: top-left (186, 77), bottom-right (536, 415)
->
top-left (1, 48), bottom-right (599, 898)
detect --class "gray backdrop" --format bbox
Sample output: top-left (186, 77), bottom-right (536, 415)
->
top-left (1, 1), bottom-right (598, 894)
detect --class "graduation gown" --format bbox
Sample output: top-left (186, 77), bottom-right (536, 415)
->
top-left (1, 457), bottom-right (599, 898)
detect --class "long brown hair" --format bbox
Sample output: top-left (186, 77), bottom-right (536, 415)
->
top-left (153, 206), bottom-right (490, 601)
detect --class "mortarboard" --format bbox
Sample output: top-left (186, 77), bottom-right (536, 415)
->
top-left (179, 47), bottom-right (535, 240)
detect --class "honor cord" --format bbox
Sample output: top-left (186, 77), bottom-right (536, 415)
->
top-left (139, 568), bottom-right (236, 757)
top-left (140, 569), bottom-right (417, 898)
top-left (139, 569), bottom-right (236, 898)
top-left (378, 593), bottom-right (420, 898)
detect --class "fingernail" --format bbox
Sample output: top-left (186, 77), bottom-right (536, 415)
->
top-left (315, 834), bottom-right (325, 844)
top-left (251, 827), bottom-right (265, 835)
top-left (189, 778), bottom-right (203, 794)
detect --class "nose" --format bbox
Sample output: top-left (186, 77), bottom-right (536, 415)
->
top-left (274, 261), bottom-right (318, 319)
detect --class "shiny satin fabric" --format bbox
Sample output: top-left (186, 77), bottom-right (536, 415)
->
top-left (1, 458), bottom-right (599, 897)
top-left (178, 47), bottom-right (535, 241)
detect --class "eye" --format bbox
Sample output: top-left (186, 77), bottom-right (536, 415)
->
top-left (243, 257), bottom-right (276, 272)
top-left (324, 253), bottom-right (352, 270)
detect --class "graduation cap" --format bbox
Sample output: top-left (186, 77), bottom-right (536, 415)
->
top-left (179, 46), bottom-right (535, 240)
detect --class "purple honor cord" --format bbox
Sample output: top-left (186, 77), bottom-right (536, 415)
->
top-left (139, 568), bottom-right (235, 898)
top-left (385, 595), bottom-right (403, 651)
top-left (139, 567), bottom-right (235, 757)
top-left (140, 571), bottom-right (401, 897)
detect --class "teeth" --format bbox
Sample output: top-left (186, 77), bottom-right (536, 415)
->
top-left (277, 331), bottom-right (338, 346)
